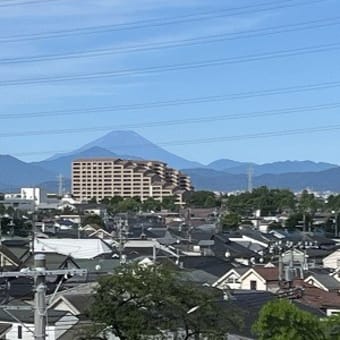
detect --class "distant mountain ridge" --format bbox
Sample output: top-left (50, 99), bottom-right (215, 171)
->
top-left (0, 155), bottom-right (55, 188)
top-left (206, 159), bottom-right (338, 175)
top-left (46, 130), bottom-right (203, 171)
top-left (184, 167), bottom-right (340, 192)
top-left (0, 130), bottom-right (340, 192)
top-left (33, 146), bottom-right (120, 178)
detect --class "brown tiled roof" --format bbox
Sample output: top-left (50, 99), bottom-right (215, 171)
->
top-left (293, 279), bottom-right (340, 309)
top-left (253, 266), bottom-right (279, 282)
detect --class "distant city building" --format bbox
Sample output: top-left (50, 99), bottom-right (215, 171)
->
top-left (21, 187), bottom-right (46, 205)
top-left (1, 187), bottom-right (60, 211)
top-left (71, 158), bottom-right (193, 204)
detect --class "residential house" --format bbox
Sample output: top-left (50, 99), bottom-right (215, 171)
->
top-left (178, 255), bottom-right (235, 278)
top-left (212, 267), bottom-right (249, 290)
top-left (238, 265), bottom-right (280, 292)
top-left (289, 279), bottom-right (340, 316)
top-left (304, 272), bottom-right (340, 293)
top-left (0, 245), bottom-right (21, 269)
top-left (34, 238), bottom-right (113, 259)
top-left (122, 239), bottom-right (179, 262)
top-left (0, 302), bottom-right (78, 340)
top-left (323, 249), bottom-right (340, 269)
top-left (211, 233), bottom-right (260, 266)
top-left (228, 290), bottom-right (324, 340)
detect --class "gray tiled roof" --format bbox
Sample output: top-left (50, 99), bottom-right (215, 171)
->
top-left (0, 323), bottom-right (11, 336)
top-left (0, 303), bottom-right (68, 324)
top-left (63, 294), bottom-right (94, 314)
top-left (180, 256), bottom-right (234, 277)
top-left (179, 269), bottom-right (218, 285)
top-left (0, 245), bottom-right (21, 266)
top-left (309, 273), bottom-right (340, 290)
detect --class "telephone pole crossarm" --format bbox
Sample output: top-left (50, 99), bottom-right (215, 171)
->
top-left (0, 254), bottom-right (87, 340)
top-left (0, 268), bottom-right (87, 278)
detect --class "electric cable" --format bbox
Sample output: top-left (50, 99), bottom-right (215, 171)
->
top-left (0, 101), bottom-right (339, 137)
top-left (0, 79), bottom-right (339, 119)
top-left (0, 0), bottom-right (62, 8)
top-left (0, 0), bottom-right (329, 43)
top-left (0, 42), bottom-right (339, 87)
top-left (9, 122), bottom-right (340, 158)
top-left (1, 16), bottom-right (339, 65)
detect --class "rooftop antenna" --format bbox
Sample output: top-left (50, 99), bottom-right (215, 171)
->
top-left (247, 165), bottom-right (253, 193)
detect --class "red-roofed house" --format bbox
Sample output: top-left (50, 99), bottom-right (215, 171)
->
top-left (291, 279), bottom-right (340, 316)
top-left (238, 265), bottom-right (280, 292)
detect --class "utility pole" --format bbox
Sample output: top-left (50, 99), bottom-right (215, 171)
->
top-left (0, 215), bottom-right (2, 247)
top-left (31, 207), bottom-right (37, 255)
top-left (0, 254), bottom-right (87, 339)
top-left (34, 254), bottom-right (46, 340)
top-left (278, 251), bottom-right (283, 283)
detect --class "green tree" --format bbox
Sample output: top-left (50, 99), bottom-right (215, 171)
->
top-left (220, 212), bottom-right (240, 231)
top-left (285, 212), bottom-right (304, 229)
top-left (184, 191), bottom-right (219, 208)
top-left (116, 197), bottom-right (141, 212)
top-left (86, 264), bottom-right (242, 340)
top-left (298, 190), bottom-right (323, 231)
top-left (253, 299), bottom-right (326, 340)
top-left (323, 313), bottom-right (340, 339)
top-left (225, 187), bottom-right (296, 217)
top-left (110, 196), bottom-right (124, 205)
top-left (326, 194), bottom-right (340, 212)
top-left (162, 195), bottom-right (178, 212)
top-left (0, 204), bottom-right (5, 215)
top-left (82, 214), bottom-right (104, 227)
top-left (100, 197), bottom-right (111, 205)
top-left (298, 190), bottom-right (324, 216)
top-left (142, 197), bottom-right (162, 212)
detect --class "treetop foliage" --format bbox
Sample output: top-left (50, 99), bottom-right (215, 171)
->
top-left (253, 298), bottom-right (340, 340)
top-left (86, 263), bottom-right (243, 340)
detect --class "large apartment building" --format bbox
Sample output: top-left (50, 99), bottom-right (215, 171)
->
top-left (71, 158), bottom-right (193, 204)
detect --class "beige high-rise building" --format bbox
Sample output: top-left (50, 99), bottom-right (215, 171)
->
top-left (71, 158), bottom-right (193, 204)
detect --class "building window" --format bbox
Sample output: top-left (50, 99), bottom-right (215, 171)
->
top-left (250, 280), bottom-right (257, 290)
top-left (18, 325), bottom-right (22, 339)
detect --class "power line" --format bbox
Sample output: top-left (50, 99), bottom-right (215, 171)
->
top-left (161, 124), bottom-right (340, 146)
top-left (1, 16), bottom-right (340, 65)
top-left (9, 122), bottom-right (340, 158)
top-left (0, 0), bottom-right (328, 43)
top-left (1, 79), bottom-right (340, 120)
top-left (0, 0), bottom-right (62, 8)
top-left (1, 42), bottom-right (339, 87)
top-left (0, 101), bottom-right (339, 138)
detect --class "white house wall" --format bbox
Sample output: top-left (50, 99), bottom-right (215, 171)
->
top-left (304, 277), bottom-right (328, 291)
top-left (326, 308), bottom-right (340, 316)
top-left (214, 272), bottom-right (242, 290)
top-left (53, 300), bottom-right (77, 315)
top-left (240, 272), bottom-right (267, 291)
top-left (323, 250), bottom-right (340, 269)
top-left (5, 323), bottom-right (56, 340)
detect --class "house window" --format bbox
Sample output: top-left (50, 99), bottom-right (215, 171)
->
top-left (18, 325), bottom-right (22, 339)
top-left (250, 280), bottom-right (257, 290)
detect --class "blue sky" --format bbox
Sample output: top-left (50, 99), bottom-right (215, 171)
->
top-left (0, 0), bottom-right (339, 165)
